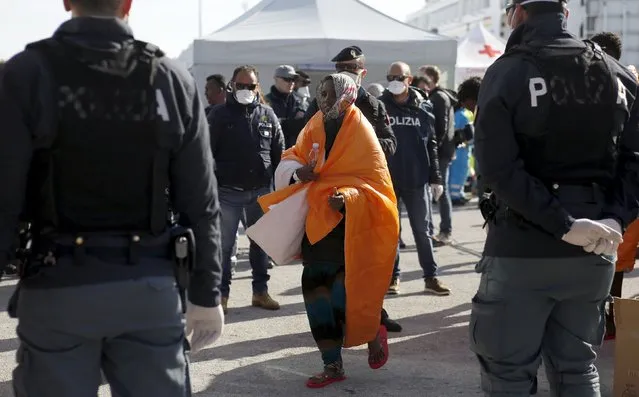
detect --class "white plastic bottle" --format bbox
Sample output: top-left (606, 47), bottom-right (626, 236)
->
top-left (309, 143), bottom-right (320, 166)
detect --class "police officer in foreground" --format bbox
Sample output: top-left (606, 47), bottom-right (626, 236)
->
top-left (208, 65), bottom-right (285, 314)
top-left (472, 0), bottom-right (639, 395)
top-left (0, 0), bottom-right (224, 395)
top-left (304, 46), bottom-right (402, 332)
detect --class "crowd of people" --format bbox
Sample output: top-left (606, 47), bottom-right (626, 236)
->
top-left (2, 0), bottom-right (639, 396)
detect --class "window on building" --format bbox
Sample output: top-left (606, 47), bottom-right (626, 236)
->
top-left (586, 16), bottom-right (596, 31)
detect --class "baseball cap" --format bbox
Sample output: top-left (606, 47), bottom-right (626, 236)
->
top-left (274, 65), bottom-right (298, 79)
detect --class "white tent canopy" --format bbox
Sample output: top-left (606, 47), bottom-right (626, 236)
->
top-left (178, 0), bottom-right (458, 96)
top-left (455, 23), bottom-right (506, 86)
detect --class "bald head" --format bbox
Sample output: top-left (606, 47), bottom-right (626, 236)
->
top-left (388, 62), bottom-right (411, 77)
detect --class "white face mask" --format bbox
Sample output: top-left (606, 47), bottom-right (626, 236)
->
top-left (341, 71), bottom-right (362, 87)
top-left (388, 81), bottom-right (407, 96)
top-left (297, 86), bottom-right (310, 97)
top-left (235, 89), bottom-right (256, 105)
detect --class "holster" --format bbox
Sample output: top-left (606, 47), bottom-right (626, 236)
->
top-left (170, 226), bottom-right (195, 313)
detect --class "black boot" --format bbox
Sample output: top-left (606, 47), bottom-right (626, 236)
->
top-left (381, 308), bottom-right (402, 332)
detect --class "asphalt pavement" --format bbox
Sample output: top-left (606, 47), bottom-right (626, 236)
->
top-left (0, 202), bottom-right (636, 397)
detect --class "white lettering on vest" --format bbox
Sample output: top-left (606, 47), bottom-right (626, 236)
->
top-left (529, 77), bottom-right (547, 108)
top-left (617, 78), bottom-right (628, 107)
top-left (156, 89), bottom-right (170, 122)
top-left (389, 116), bottom-right (421, 127)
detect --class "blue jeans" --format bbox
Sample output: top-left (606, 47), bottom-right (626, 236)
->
top-left (219, 187), bottom-right (271, 297)
top-left (438, 157), bottom-right (453, 235)
top-left (393, 186), bottom-right (438, 279)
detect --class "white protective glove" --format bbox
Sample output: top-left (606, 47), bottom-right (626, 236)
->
top-left (583, 218), bottom-right (623, 257)
top-left (430, 184), bottom-right (444, 202)
top-left (186, 301), bottom-right (225, 354)
top-left (561, 218), bottom-right (623, 250)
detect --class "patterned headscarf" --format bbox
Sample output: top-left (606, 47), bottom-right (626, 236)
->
top-left (317, 73), bottom-right (358, 120)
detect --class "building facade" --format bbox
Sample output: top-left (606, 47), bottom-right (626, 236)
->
top-left (407, 0), bottom-right (638, 65)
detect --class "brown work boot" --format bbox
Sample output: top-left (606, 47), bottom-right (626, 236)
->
top-left (387, 278), bottom-right (400, 295)
top-left (221, 297), bottom-right (228, 314)
top-left (252, 293), bottom-right (280, 310)
top-left (425, 277), bottom-right (451, 296)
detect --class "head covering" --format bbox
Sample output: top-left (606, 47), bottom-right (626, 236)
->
top-left (331, 46), bottom-right (364, 63)
top-left (274, 65), bottom-right (298, 79)
top-left (318, 73), bottom-right (358, 120)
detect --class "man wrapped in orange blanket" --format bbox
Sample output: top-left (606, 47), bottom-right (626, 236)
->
top-left (258, 73), bottom-right (399, 388)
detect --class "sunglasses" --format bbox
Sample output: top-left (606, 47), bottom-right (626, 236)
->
top-left (235, 82), bottom-right (257, 90)
top-left (335, 63), bottom-right (362, 73)
top-left (279, 77), bottom-right (296, 83)
top-left (387, 75), bottom-right (409, 82)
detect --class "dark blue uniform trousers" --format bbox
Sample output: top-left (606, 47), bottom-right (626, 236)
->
top-left (13, 260), bottom-right (190, 397)
top-left (470, 256), bottom-right (613, 397)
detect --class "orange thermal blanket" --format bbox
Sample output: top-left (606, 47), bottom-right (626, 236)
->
top-left (258, 105), bottom-right (399, 347)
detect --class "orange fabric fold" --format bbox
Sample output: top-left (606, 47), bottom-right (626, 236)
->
top-left (258, 106), bottom-right (399, 347)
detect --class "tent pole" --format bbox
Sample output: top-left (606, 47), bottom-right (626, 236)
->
top-left (198, 0), bottom-right (203, 37)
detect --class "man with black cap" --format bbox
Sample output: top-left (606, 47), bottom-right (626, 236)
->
top-left (472, 0), bottom-right (639, 395)
top-left (304, 46), bottom-right (397, 158)
top-left (304, 46), bottom-right (401, 333)
top-left (266, 65), bottom-right (306, 148)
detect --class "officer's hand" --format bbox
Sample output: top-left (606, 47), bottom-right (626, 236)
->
top-left (328, 188), bottom-right (345, 211)
top-left (186, 301), bottom-right (225, 354)
top-left (295, 165), bottom-right (319, 183)
top-left (561, 218), bottom-right (623, 248)
top-left (582, 219), bottom-right (623, 257)
top-left (430, 184), bottom-right (444, 201)
top-left (295, 111), bottom-right (305, 119)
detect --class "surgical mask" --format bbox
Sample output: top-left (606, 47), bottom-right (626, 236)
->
top-left (234, 90), bottom-right (256, 105)
top-left (297, 86), bottom-right (310, 97)
top-left (341, 71), bottom-right (362, 87)
top-left (388, 81), bottom-right (407, 96)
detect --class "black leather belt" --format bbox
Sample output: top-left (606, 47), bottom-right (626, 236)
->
top-left (55, 244), bottom-right (170, 260)
top-left (37, 232), bottom-right (172, 265)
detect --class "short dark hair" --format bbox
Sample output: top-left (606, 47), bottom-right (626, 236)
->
top-left (206, 74), bottom-right (226, 89)
top-left (296, 70), bottom-right (311, 85)
top-left (231, 65), bottom-right (259, 81)
top-left (590, 32), bottom-right (623, 60)
top-left (457, 77), bottom-right (482, 103)
top-left (411, 75), bottom-right (432, 88)
top-left (69, 0), bottom-right (123, 14)
top-left (522, 1), bottom-right (566, 16)
top-left (420, 65), bottom-right (441, 84)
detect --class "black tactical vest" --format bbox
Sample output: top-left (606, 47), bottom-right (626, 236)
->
top-left (25, 38), bottom-right (170, 235)
top-left (507, 39), bottom-right (626, 187)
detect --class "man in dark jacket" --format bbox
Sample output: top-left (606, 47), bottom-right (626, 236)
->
top-left (265, 65), bottom-right (306, 148)
top-left (422, 65), bottom-right (458, 246)
top-left (381, 62), bottom-right (450, 296)
top-left (471, 0), bottom-right (639, 395)
top-left (204, 74), bottom-right (226, 115)
top-left (208, 65), bottom-right (285, 315)
top-left (0, 0), bottom-right (224, 394)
